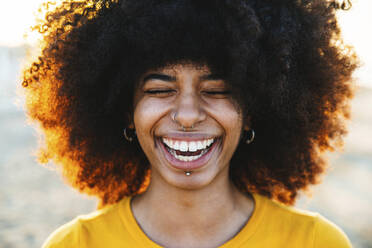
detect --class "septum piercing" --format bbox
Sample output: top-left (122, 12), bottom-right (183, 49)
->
top-left (184, 171), bottom-right (192, 176)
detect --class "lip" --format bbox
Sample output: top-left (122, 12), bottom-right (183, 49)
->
top-left (157, 136), bottom-right (221, 171)
top-left (160, 132), bottom-right (217, 141)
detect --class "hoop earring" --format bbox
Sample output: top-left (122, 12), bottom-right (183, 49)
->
top-left (123, 128), bottom-right (136, 142)
top-left (245, 129), bottom-right (255, 144)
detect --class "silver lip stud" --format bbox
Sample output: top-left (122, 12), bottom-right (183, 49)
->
top-left (185, 171), bottom-right (192, 176)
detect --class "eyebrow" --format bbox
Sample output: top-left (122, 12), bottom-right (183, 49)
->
top-left (142, 73), bottom-right (223, 83)
top-left (199, 74), bottom-right (223, 81)
top-left (143, 74), bottom-right (176, 83)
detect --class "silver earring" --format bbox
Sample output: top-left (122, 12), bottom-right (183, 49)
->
top-left (245, 129), bottom-right (255, 144)
top-left (123, 128), bottom-right (136, 142)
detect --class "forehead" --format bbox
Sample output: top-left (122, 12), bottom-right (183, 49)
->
top-left (147, 63), bottom-right (211, 75)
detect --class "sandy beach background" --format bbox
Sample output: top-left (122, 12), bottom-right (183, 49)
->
top-left (0, 44), bottom-right (371, 248)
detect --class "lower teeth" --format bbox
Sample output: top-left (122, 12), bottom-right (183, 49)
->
top-left (168, 148), bottom-right (209, 162)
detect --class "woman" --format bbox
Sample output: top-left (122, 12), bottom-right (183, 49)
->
top-left (22, 0), bottom-right (358, 247)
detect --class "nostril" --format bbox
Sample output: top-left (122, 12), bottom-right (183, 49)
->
top-left (171, 107), bottom-right (206, 130)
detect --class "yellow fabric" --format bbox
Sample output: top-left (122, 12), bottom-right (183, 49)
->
top-left (42, 193), bottom-right (352, 248)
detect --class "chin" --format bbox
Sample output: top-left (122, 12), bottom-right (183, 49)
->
top-left (157, 165), bottom-right (225, 191)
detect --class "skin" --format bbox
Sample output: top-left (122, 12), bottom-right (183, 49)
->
top-left (130, 63), bottom-right (255, 248)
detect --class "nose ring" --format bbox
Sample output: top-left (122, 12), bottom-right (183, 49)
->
top-left (172, 112), bottom-right (194, 131)
top-left (171, 112), bottom-right (177, 122)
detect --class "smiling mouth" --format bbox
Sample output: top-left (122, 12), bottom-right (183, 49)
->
top-left (160, 137), bottom-right (218, 162)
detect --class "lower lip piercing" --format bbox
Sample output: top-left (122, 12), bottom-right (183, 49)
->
top-left (184, 171), bottom-right (192, 176)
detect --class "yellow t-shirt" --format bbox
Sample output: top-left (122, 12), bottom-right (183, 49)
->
top-left (42, 193), bottom-right (352, 247)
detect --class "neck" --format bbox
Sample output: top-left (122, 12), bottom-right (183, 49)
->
top-left (131, 168), bottom-right (254, 248)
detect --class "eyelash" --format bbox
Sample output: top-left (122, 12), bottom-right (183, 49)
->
top-left (144, 89), bottom-right (175, 95)
top-left (144, 90), bottom-right (230, 95)
top-left (204, 91), bottom-right (230, 95)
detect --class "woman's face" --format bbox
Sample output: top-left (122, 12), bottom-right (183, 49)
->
top-left (133, 63), bottom-right (246, 190)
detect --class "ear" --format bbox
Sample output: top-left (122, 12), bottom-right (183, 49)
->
top-left (243, 116), bottom-right (251, 131)
top-left (126, 113), bottom-right (135, 129)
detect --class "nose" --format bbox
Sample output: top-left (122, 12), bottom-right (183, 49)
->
top-left (172, 92), bottom-right (206, 129)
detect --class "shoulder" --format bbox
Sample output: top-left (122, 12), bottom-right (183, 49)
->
top-left (313, 214), bottom-right (352, 248)
top-left (253, 194), bottom-right (351, 248)
top-left (42, 200), bottom-right (123, 248)
top-left (42, 217), bottom-right (82, 248)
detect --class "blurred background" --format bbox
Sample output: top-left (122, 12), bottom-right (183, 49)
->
top-left (0, 0), bottom-right (371, 247)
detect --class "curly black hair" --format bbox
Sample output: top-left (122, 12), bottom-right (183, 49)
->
top-left (21, 0), bottom-right (358, 206)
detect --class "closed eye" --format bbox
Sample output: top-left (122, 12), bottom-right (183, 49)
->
top-left (204, 91), bottom-right (230, 95)
top-left (201, 90), bottom-right (231, 99)
top-left (144, 89), bottom-right (176, 95)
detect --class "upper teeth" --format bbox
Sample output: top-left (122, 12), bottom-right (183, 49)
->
top-left (162, 138), bottom-right (214, 152)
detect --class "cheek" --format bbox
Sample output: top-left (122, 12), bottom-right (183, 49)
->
top-left (133, 99), bottom-right (170, 137)
top-left (206, 99), bottom-right (243, 131)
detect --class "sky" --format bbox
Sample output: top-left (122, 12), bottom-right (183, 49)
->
top-left (0, 0), bottom-right (371, 87)
top-left (336, 0), bottom-right (372, 88)
top-left (0, 0), bottom-right (47, 46)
